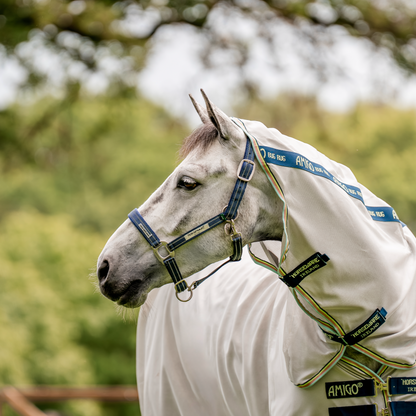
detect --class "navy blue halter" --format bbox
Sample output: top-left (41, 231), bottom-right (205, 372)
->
top-left (128, 137), bottom-right (255, 301)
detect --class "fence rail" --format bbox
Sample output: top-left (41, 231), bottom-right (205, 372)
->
top-left (0, 386), bottom-right (139, 416)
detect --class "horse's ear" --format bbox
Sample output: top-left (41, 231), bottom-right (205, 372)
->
top-left (200, 89), bottom-right (245, 143)
top-left (189, 94), bottom-right (209, 124)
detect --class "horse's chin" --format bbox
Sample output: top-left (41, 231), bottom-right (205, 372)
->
top-left (113, 279), bottom-right (150, 309)
top-left (117, 290), bottom-right (148, 309)
top-left (117, 294), bottom-right (147, 308)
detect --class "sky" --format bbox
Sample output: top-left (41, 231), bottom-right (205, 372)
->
top-left (137, 20), bottom-right (416, 124)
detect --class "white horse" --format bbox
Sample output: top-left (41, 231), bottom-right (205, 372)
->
top-left (97, 91), bottom-right (416, 416)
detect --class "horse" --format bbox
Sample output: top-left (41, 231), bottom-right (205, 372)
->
top-left (97, 90), bottom-right (416, 415)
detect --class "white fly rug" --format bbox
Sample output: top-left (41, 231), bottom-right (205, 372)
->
top-left (136, 250), bottom-right (416, 416)
top-left (231, 118), bottom-right (416, 387)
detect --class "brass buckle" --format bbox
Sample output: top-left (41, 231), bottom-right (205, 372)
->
top-left (174, 279), bottom-right (193, 302)
top-left (377, 405), bottom-right (390, 416)
top-left (222, 207), bottom-right (241, 238)
top-left (222, 205), bottom-right (239, 220)
top-left (224, 219), bottom-right (240, 238)
top-left (152, 241), bottom-right (175, 263)
top-left (372, 404), bottom-right (389, 416)
top-left (237, 159), bottom-right (255, 182)
top-left (375, 377), bottom-right (392, 397)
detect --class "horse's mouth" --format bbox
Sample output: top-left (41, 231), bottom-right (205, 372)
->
top-left (116, 280), bottom-right (147, 308)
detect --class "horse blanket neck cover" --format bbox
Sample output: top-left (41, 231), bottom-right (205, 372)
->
top-left (232, 118), bottom-right (416, 388)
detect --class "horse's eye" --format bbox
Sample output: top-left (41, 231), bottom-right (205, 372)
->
top-left (178, 176), bottom-right (199, 191)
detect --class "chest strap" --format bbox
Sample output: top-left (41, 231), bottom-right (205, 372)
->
top-left (329, 402), bottom-right (416, 416)
top-left (390, 402), bottom-right (416, 416)
top-left (326, 377), bottom-right (416, 400)
top-left (389, 377), bottom-right (416, 395)
top-left (327, 377), bottom-right (416, 416)
top-left (321, 308), bottom-right (388, 346)
top-left (329, 404), bottom-right (379, 416)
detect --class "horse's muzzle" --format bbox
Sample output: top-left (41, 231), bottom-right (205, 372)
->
top-left (97, 257), bottom-right (120, 302)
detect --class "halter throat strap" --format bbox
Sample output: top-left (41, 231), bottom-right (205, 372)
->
top-left (128, 136), bottom-right (255, 301)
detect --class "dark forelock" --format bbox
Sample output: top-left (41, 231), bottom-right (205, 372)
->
top-left (179, 123), bottom-right (219, 159)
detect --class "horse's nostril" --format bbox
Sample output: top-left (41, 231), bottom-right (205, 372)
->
top-left (98, 259), bottom-right (110, 282)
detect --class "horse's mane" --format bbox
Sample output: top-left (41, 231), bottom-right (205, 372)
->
top-left (180, 123), bottom-right (218, 158)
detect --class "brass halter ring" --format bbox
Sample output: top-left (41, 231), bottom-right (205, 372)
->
top-left (222, 205), bottom-right (239, 220)
top-left (175, 279), bottom-right (194, 302)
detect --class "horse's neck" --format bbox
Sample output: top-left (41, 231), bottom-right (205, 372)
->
top-left (246, 173), bottom-right (285, 243)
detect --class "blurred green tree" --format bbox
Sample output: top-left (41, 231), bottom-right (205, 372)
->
top-left (0, 93), bottom-right (186, 232)
top-left (0, 95), bottom-right (184, 416)
top-left (0, 211), bottom-right (139, 416)
top-left (0, 0), bottom-right (415, 95)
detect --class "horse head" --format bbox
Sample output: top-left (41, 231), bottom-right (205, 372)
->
top-left (96, 90), bottom-right (283, 308)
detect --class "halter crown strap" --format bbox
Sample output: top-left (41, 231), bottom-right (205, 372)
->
top-left (128, 135), bottom-right (255, 299)
top-left (223, 139), bottom-right (255, 220)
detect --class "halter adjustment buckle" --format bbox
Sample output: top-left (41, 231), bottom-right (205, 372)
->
top-left (237, 159), bottom-right (255, 182)
top-left (152, 241), bottom-right (175, 263)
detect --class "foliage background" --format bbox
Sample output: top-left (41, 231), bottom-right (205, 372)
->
top-left (0, 91), bottom-right (415, 416)
top-left (0, 95), bottom-right (186, 416)
top-left (1, 1), bottom-right (416, 415)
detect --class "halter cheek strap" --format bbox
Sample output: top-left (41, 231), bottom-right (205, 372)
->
top-left (128, 137), bottom-right (255, 301)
